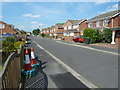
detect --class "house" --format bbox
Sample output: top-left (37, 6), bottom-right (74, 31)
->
top-left (14, 28), bottom-right (21, 34)
top-left (26, 32), bottom-right (31, 36)
top-left (0, 21), bottom-right (17, 34)
top-left (86, 10), bottom-right (120, 44)
top-left (63, 19), bottom-right (87, 42)
top-left (52, 23), bottom-right (64, 38)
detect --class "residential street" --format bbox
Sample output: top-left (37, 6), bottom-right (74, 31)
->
top-left (31, 36), bottom-right (118, 88)
top-left (29, 37), bottom-right (89, 88)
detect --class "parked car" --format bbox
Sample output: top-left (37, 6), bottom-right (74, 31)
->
top-left (73, 36), bottom-right (84, 42)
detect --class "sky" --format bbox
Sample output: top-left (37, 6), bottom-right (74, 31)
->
top-left (0, 1), bottom-right (119, 32)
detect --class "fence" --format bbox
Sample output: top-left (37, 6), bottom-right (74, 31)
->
top-left (0, 45), bottom-right (24, 89)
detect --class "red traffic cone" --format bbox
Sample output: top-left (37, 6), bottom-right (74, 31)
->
top-left (24, 49), bottom-right (32, 71)
top-left (30, 48), bottom-right (36, 65)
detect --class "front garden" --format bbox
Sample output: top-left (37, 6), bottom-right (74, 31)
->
top-left (83, 28), bottom-right (112, 44)
top-left (1, 35), bottom-right (26, 65)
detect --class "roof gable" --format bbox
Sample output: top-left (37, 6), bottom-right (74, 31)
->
top-left (87, 10), bottom-right (119, 22)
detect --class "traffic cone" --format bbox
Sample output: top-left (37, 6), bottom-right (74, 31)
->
top-left (30, 48), bottom-right (36, 65)
top-left (31, 48), bottom-right (40, 68)
top-left (24, 49), bottom-right (32, 71)
top-left (21, 49), bottom-right (35, 78)
top-left (30, 48), bottom-right (40, 68)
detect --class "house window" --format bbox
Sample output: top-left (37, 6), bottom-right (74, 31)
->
top-left (103, 19), bottom-right (109, 26)
top-left (0, 24), bottom-right (5, 29)
top-left (73, 25), bottom-right (78, 29)
top-left (70, 32), bottom-right (74, 36)
top-left (117, 31), bottom-right (120, 37)
top-left (68, 26), bottom-right (72, 29)
top-left (88, 23), bottom-right (93, 28)
top-left (63, 32), bottom-right (67, 36)
top-left (64, 26), bottom-right (67, 30)
top-left (96, 21), bottom-right (101, 27)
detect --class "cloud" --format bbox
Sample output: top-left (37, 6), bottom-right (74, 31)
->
top-left (2, 0), bottom-right (119, 2)
top-left (31, 21), bottom-right (38, 24)
top-left (95, 0), bottom-right (109, 5)
top-left (31, 21), bottom-right (44, 26)
top-left (22, 13), bottom-right (41, 18)
top-left (98, 11), bottom-right (106, 15)
top-left (95, 0), bottom-right (119, 5)
top-left (18, 25), bottom-right (26, 28)
top-left (106, 4), bottom-right (118, 11)
top-left (30, 21), bottom-right (45, 29)
top-left (97, 3), bottom-right (118, 15)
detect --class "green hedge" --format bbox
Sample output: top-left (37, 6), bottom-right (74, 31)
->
top-left (83, 28), bottom-right (112, 44)
top-left (2, 37), bottom-right (24, 52)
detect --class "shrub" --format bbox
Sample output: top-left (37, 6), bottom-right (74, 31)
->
top-left (2, 40), bottom-right (17, 52)
top-left (41, 33), bottom-right (46, 37)
top-left (102, 28), bottom-right (112, 43)
top-left (14, 41), bottom-right (23, 49)
top-left (2, 37), bottom-right (22, 52)
top-left (6, 37), bottom-right (16, 42)
top-left (83, 29), bottom-right (101, 43)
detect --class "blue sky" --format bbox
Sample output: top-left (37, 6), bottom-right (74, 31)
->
top-left (1, 1), bottom-right (118, 32)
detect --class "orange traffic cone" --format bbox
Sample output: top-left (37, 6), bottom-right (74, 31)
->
top-left (30, 48), bottom-right (37, 65)
top-left (24, 49), bottom-right (32, 71)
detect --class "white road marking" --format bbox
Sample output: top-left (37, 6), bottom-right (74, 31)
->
top-left (56, 41), bottom-right (119, 56)
top-left (33, 41), bottom-right (98, 89)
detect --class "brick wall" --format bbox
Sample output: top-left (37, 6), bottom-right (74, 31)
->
top-left (79, 21), bottom-right (87, 31)
top-left (64, 36), bottom-right (74, 42)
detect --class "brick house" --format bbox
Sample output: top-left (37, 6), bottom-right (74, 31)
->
top-left (41, 28), bottom-right (48, 35)
top-left (42, 24), bottom-right (64, 38)
top-left (14, 28), bottom-right (21, 34)
top-left (52, 23), bottom-right (64, 38)
top-left (85, 10), bottom-right (120, 44)
top-left (0, 21), bottom-right (17, 34)
top-left (63, 19), bottom-right (87, 42)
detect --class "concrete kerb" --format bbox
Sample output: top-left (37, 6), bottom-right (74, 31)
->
top-left (33, 41), bottom-right (99, 89)
top-left (56, 41), bottom-right (119, 56)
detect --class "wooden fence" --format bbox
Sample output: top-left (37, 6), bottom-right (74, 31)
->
top-left (0, 45), bottom-right (25, 89)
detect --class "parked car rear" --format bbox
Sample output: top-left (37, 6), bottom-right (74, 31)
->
top-left (73, 36), bottom-right (84, 42)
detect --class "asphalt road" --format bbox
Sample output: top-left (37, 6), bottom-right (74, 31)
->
top-left (29, 40), bottom-right (88, 88)
top-left (31, 36), bottom-right (118, 88)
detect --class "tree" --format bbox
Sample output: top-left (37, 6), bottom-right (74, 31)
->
top-left (41, 33), bottom-right (46, 37)
top-left (32, 29), bottom-right (40, 35)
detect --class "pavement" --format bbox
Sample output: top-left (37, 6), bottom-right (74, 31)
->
top-left (31, 36), bottom-right (118, 88)
top-left (54, 39), bottom-right (118, 54)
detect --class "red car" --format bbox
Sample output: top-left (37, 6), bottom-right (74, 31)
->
top-left (73, 36), bottom-right (84, 42)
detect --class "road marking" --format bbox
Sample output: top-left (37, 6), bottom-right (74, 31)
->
top-left (33, 41), bottom-right (99, 89)
top-left (56, 41), bottom-right (119, 56)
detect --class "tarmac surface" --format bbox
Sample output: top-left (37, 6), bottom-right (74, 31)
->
top-left (24, 38), bottom-right (89, 89)
top-left (31, 36), bottom-right (118, 88)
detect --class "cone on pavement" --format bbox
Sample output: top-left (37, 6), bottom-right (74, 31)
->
top-left (24, 49), bottom-right (32, 71)
top-left (30, 48), bottom-right (39, 68)
top-left (30, 48), bottom-right (36, 65)
top-left (21, 49), bottom-right (35, 78)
